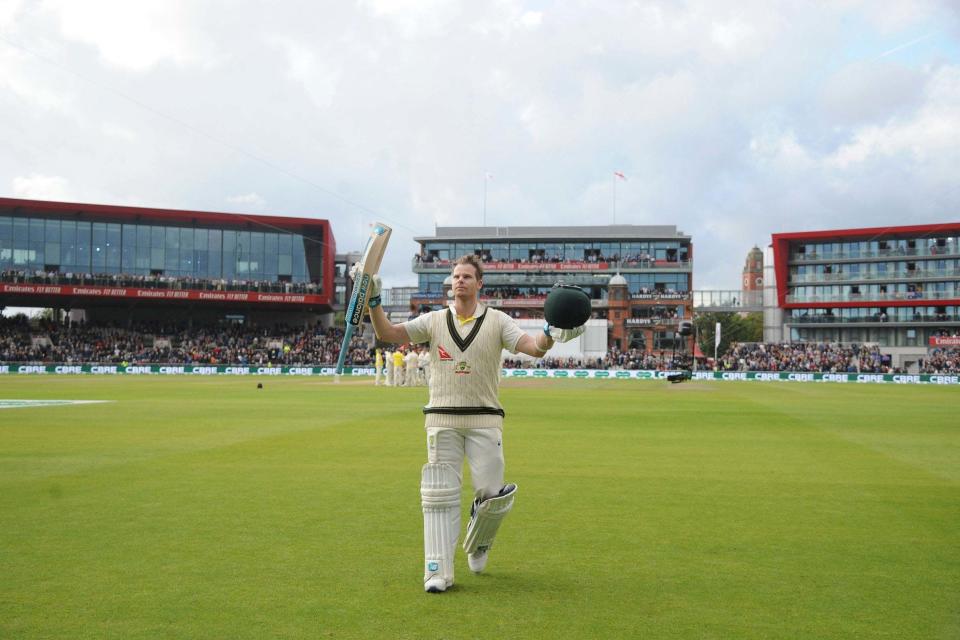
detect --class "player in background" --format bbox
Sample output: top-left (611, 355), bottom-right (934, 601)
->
top-left (418, 347), bottom-right (430, 387)
top-left (404, 347), bottom-right (419, 386)
top-left (375, 348), bottom-right (383, 385)
top-left (384, 348), bottom-right (394, 386)
top-left (365, 254), bottom-right (584, 593)
top-left (392, 348), bottom-right (405, 387)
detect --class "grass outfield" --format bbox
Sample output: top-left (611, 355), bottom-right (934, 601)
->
top-left (1, 377), bottom-right (958, 639)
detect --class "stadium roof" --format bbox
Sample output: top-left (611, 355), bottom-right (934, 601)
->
top-left (416, 225), bottom-right (690, 242)
top-left (0, 197), bottom-right (332, 235)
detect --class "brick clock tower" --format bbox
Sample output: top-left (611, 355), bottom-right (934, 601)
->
top-left (742, 245), bottom-right (763, 299)
top-left (607, 273), bottom-right (630, 351)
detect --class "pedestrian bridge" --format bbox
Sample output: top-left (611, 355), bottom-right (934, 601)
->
top-left (693, 290), bottom-right (763, 313)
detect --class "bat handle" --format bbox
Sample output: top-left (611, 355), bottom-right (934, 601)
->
top-left (335, 323), bottom-right (355, 376)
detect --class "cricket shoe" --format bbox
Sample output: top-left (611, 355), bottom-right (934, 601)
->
top-left (467, 549), bottom-right (488, 573)
top-left (424, 576), bottom-right (451, 593)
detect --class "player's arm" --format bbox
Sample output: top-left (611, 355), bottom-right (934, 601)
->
top-left (513, 324), bottom-right (585, 357)
top-left (515, 332), bottom-right (553, 358)
top-left (368, 298), bottom-right (411, 344)
top-left (347, 263), bottom-right (410, 345)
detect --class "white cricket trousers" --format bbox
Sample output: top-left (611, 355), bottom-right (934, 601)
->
top-left (425, 427), bottom-right (504, 500)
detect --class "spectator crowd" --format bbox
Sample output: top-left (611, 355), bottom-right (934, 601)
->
top-left (715, 342), bottom-right (905, 373)
top-left (0, 316), bottom-right (371, 366)
top-left (918, 348), bottom-right (960, 374)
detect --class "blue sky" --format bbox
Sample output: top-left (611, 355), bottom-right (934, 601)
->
top-left (1, 0), bottom-right (958, 292)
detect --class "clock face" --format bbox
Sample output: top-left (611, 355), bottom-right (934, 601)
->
top-left (755, 277), bottom-right (763, 286)
top-left (743, 276), bottom-right (750, 287)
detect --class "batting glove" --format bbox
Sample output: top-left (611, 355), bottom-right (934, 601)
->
top-left (543, 323), bottom-right (586, 343)
top-left (348, 262), bottom-right (382, 298)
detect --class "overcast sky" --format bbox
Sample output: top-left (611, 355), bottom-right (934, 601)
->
top-left (1, 0), bottom-right (959, 291)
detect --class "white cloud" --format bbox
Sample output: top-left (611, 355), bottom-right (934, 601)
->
top-left (12, 174), bottom-right (71, 199)
top-left (358, 0), bottom-right (460, 38)
top-left (826, 65), bottom-right (960, 168)
top-left (0, 0), bottom-right (24, 28)
top-left (749, 129), bottom-right (815, 171)
top-left (0, 2), bottom-right (958, 291)
top-left (100, 122), bottom-right (138, 142)
top-left (226, 192), bottom-right (266, 209)
top-left (0, 47), bottom-right (74, 111)
top-left (44, 0), bottom-right (219, 71)
top-left (266, 36), bottom-right (342, 108)
top-left (711, 19), bottom-right (755, 50)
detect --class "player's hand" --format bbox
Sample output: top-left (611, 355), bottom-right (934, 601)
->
top-left (543, 323), bottom-right (586, 343)
top-left (349, 262), bottom-right (381, 297)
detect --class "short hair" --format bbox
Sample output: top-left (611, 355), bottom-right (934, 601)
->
top-left (453, 254), bottom-right (483, 280)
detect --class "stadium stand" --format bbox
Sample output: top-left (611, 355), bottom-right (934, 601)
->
top-left (918, 348), bottom-right (960, 374)
top-left (715, 342), bottom-right (902, 373)
top-left (5, 315), bottom-right (959, 373)
top-left (0, 316), bottom-right (373, 365)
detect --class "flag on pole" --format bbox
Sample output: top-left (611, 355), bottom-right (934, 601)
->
top-left (614, 171), bottom-right (626, 180)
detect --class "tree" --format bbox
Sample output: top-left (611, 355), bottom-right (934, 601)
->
top-left (694, 312), bottom-right (763, 358)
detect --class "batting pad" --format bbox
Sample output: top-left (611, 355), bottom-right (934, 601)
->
top-left (463, 483), bottom-right (517, 555)
top-left (421, 463), bottom-right (460, 584)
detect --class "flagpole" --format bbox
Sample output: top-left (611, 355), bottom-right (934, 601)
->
top-left (612, 173), bottom-right (617, 225)
top-left (483, 174), bottom-right (488, 226)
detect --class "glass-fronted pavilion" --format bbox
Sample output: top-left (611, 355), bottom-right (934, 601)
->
top-left (0, 198), bottom-right (336, 313)
top-left (413, 225), bottom-right (694, 354)
top-left (770, 222), bottom-right (960, 369)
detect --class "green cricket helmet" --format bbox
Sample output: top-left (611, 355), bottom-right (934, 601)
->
top-left (544, 284), bottom-right (591, 329)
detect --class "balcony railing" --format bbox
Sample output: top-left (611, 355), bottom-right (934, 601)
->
top-left (413, 257), bottom-right (691, 271)
top-left (410, 290), bottom-right (691, 305)
top-left (786, 291), bottom-right (959, 304)
top-left (790, 244), bottom-right (959, 262)
top-left (787, 314), bottom-right (958, 324)
top-left (789, 269), bottom-right (960, 284)
top-left (0, 270), bottom-right (320, 295)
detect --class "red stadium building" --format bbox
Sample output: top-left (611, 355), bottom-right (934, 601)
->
top-left (769, 222), bottom-right (960, 369)
top-left (0, 198), bottom-right (336, 325)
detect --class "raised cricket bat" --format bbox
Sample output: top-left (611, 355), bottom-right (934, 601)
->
top-left (335, 223), bottom-right (392, 377)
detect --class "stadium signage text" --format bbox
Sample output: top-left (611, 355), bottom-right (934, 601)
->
top-left (631, 293), bottom-right (690, 300)
top-left (0, 284), bottom-right (323, 306)
top-left (929, 336), bottom-right (960, 347)
top-left (1, 365), bottom-right (957, 384)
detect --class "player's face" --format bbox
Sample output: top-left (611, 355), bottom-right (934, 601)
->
top-left (452, 263), bottom-right (482, 300)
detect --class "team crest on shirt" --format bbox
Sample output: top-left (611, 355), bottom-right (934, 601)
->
top-left (454, 360), bottom-right (472, 375)
top-left (437, 345), bottom-right (453, 361)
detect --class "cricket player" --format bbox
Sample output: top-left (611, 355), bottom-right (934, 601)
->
top-left (384, 349), bottom-right (394, 386)
top-left (392, 348), bottom-right (405, 387)
top-left (404, 347), bottom-right (419, 386)
top-left (375, 348), bottom-right (383, 385)
top-left (418, 348), bottom-right (430, 387)
top-left (366, 254), bottom-right (584, 593)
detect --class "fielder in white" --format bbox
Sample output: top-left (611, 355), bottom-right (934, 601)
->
top-left (384, 349), bottom-right (394, 386)
top-left (417, 348), bottom-right (430, 387)
top-left (404, 348), bottom-right (419, 386)
top-left (366, 255), bottom-right (584, 593)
